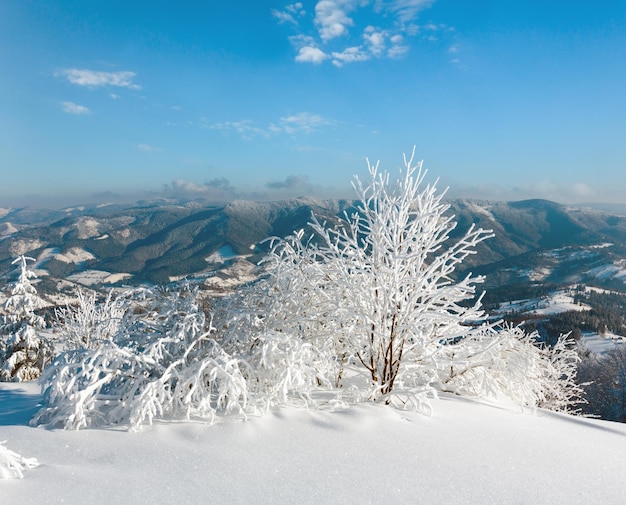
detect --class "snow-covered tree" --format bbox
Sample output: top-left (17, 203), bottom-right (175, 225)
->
top-left (1, 256), bottom-right (53, 381)
top-left (225, 150), bottom-right (493, 406)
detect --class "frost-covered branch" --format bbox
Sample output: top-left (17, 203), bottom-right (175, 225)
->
top-left (0, 441), bottom-right (38, 479)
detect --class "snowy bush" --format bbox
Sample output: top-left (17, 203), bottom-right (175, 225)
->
top-left (54, 290), bottom-right (125, 350)
top-left (0, 441), bottom-right (38, 479)
top-left (436, 325), bottom-right (584, 413)
top-left (32, 287), bottom-right (249, 430)
top-left (1, 256), bottom-right (53, 381)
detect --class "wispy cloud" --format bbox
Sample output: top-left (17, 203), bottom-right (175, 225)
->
top-left (279, 112), bottom-right (332, 133)
top-left (202, 112), bottom-right (333, 139)
top-left (275, 0), bottom-right (448, 66)
top-left (62, 101), bottom-right (90, 115)
top-left (57, 68), bottom-right (141, 89)
top-left (203, 119), bottom-right (273, 140)
top-left (137, 144), bottom-right (161, 152)
top-left (272, 2), bottom-right (306, 25)
top-left (386, 0), bottom-right (434, 23)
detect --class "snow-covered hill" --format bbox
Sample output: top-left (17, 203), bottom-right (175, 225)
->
top-left (1, 382), bottom-right (625, 504)
top-left (3, 197), bottom-right (626, 293)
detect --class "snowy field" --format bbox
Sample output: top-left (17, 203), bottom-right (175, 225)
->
top-left (581, 331), bottom-right (626, 354)
top-left (492, 291), bottom-right (588, 317)
top-left (2, 382), bottom-right (625, 505)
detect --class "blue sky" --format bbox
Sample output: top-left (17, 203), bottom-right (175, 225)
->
top-left (2, 1), bottom-right (626, 207)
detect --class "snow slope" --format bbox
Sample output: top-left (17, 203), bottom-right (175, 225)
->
top-left (1, 382), bottom-right (625, 504)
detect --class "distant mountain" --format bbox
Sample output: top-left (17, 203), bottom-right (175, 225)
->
top-left (1, 197), bottom-right (626, 300)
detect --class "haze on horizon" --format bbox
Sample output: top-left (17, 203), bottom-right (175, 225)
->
top-left (2, 1), bottom-right (626, 208)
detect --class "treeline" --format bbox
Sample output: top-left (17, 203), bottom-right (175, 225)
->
top-left (481, 282), bottom-right (559, 308)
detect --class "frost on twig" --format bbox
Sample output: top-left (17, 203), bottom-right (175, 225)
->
top-left (0, 441), bottom-right (38, 479)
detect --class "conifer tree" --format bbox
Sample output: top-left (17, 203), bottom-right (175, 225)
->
top-left (1, 255), bottom-right (53, 381)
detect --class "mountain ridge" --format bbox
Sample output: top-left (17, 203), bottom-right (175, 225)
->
top-left (1, 197), bottom-right (626, 295)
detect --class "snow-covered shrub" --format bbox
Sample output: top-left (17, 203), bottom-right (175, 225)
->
top-left (54, 290), bottom-right (125, 350)
top-left (32, 287), bottom-right (249, 430)
top-left (1, 256), bottom-right (53, 381)
top-left (0, 441), bottom-right (38, 479)
top-left (436, 326), bottom-right (584, 413)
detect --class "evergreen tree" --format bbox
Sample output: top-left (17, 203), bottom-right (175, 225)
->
top-left (0, 255), bottom-right (53, 381)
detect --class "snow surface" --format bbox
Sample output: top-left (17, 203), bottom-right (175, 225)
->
top-left (581, 331), bottom-right (626, 354)
top-left (54, 247), bottom-right (96, 264)
top-left (205, 244), bottom-right (239, 264)
top-left (74, 217), bottom-right (100, 240)
top-left (492, 291), bottom-right (589, 317)
top-left (9, 239), bottom-right (44, 256)
top-left (1, 382), bottom-right (625, 504)
top-left (0, 222), bottom-right (18, 238)
top-left (66, 270), bottom-right (132, 286)
top-left (586, 262), bottom-right (626, 282)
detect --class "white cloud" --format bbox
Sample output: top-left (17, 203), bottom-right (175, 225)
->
top-left (62, 101), bottom-right (90, 115)
top-left (163, 178), bottom-right (237, 201)
top-left (315, 0), bottom-right (355, 41)
top-left (363, 26), bottom-right (386, 56)
top-left (295, 46), bottom-right (329, 64)
top-left (331, 46), bottom-right (370, 66)
top-left (275, 0), bottom-right (448, 66)
top-left (57, 68), bottom-right (141, 89)
top-left (388, 44), bottom-right (409, 58)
